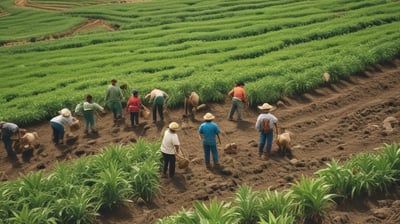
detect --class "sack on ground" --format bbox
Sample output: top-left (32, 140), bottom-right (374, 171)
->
top-left (140, 108), bottom-right (150, 119)
top-left (176, 150), bottom-right (189, 169)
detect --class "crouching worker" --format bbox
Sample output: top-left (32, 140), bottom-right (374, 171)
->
top-left (184, 91), bottom-right (199, 119)
top-left (76, 95), bottom-right (104, 135)
top-left (50, 108), bottom-right (76, 145)
top-left (0, 121), bottom-right (20, 158)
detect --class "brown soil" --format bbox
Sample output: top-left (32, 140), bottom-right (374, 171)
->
top-left (1, 58), bottom-right (400, 223)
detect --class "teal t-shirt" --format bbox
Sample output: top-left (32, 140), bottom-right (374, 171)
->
top-left (198, 121), bottom-right (221, 145)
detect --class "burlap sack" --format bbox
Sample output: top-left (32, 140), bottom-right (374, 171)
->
top-left (176, 149), bottom-right (189, 169)
top-left (70, 120), bottom-right (80, 132)
top-left (140, 106), bottom-right (151, 120)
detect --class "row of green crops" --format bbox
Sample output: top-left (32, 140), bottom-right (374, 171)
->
top-left (0, 138), bottom-right (398, 223)
top-left (1, 0), bottom-right (400, 125)
top-left (0, 139), bottom-right (161, 224)
top-left (157, 143), bottom-right (400, 224)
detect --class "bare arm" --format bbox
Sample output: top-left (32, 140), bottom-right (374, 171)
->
top-left (174, 144), bottom-right (180, 154)
top-left (217, 134), bottom-right (221, 145)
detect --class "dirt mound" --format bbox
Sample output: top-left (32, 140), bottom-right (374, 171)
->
top-left (1, 58), bottom-right (400, 223)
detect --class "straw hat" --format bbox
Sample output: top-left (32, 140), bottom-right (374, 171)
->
top-left (59, 108), bottom-right (71, 117)
top-left (203, 112), bottom-right (215, 120)
top-left (168, 122), bottom-right (180, 131)
top-left (257, 103), bottom-right (275, 111)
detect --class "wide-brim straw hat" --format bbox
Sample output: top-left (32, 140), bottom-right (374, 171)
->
top-left (258, 103), bottom-right (275, 111)
top-left (203, 112), bottom-right (215, 120)
top-left (168, 122), bottom-right (180, 131)
top-left (59, 108), bottom-right (71, 117)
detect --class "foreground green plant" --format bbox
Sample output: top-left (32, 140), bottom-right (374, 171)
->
top-left (258, 189), bottom-right (298, 222)
top-left (232, 185), bottom-right (262, 224)
top-left (258, 211), bottom-right (295, 224)
top-left (193, 198), bottom-right (238, 224)
top-left (290, 176), bottom-right (336, 223)
top-left (317, 143), bottom-right (400, 199)
top-left (8, 205), bottom-right (57, 224)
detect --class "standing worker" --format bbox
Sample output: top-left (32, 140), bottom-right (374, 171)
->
top-left (75, 95), bottom-right (104, 135)
top-left (255, 103), bottom-right (278, 160)
top-left (126, 89), bottom-right (142, 128)
top-left (105, 79), bottom-right (124, 126)
top-left (228, 81), bottom-right (248, 122)
top-left (0, 121), bottom-right (20, 159)
top-left (160, 122), bottom-right (181, 178)
top-left (198, 113), bottom-right (222, 169)
top-left (145, 88), bottom-right (169, 123)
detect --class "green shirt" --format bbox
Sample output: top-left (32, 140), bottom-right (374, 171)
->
top-left (105, 85), bottom-right (123, 102)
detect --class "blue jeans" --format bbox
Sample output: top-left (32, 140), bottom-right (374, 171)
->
top-left (51, 122), bottom-right (64, 144)
top-left (203, 143), bottom-right (219, 165)
top-left (259, 132), bottom-right (274, 155)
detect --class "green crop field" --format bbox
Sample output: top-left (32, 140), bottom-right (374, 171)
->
top-left (0, 0), bottom-right (399, 125)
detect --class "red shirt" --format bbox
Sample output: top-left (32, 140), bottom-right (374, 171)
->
top-left (127, 96), bottom-right (141, 112)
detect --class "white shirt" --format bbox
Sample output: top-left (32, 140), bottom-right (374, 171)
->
top-left (255, 113), bottom-right (278, 131)
top-left (160, 129), bottom-right (180, 155)
top-left (51, 115), bottom-right (73, 127)
top-left (145, 89), bottom-right (169, 101)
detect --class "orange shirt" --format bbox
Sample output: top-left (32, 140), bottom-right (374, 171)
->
top-left (228, 86), bottom-right (247, 103)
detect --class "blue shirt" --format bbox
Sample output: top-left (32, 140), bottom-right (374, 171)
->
top-left (199, 121), bottom-right (221, 145)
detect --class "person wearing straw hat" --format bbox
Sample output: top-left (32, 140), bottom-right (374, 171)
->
top-left (105, 79), bottom-right (124, 126)
top-left (0, 121), bottom-right (20, 159)
top-left (160, 122), bottom-right (181, 178)
top-left (227, 81), bottom-right (248, 122)
top-left (255, 103), bottom-right (278, 159)
top-left (198, 113), bottom-right (222, 169)
top-left (50, 108), bottom-right (76, 145)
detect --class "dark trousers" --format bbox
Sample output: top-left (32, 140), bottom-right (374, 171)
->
top-left (130, 112), bottom-right (139, 126)
top-left (51, 122), bottom-right (64, 144)
top-left (2, 135), bottom-right (14, 156)
top-left (162, 152), bottom-right (176, 177)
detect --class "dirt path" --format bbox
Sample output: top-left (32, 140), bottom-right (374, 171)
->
top-left (1, 58), bottom-right (400, 223)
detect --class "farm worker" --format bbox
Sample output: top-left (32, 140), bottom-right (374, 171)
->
top-left (184, 91), bottom-right (199, 118)
top-left (145, 88), bottom-right (169, 123)
top-left (126, 89), bottom-right (142, 128)
top-left (0, 121), bottom-right (20, 158)
top-left (75, 95), bottom-right (104, 135)
top-left (160, 122), bottom-right (181, 178)
top-left (198, 113), bottom-right (222, 169)
top-left (255, 103), bottom-right (278, 160)
top-left (50, 108), bottom-right (76, 145)
top-left (228, 81), bottom-right (248, 122)
top-left (105, 79), bottom-right (124, 126)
